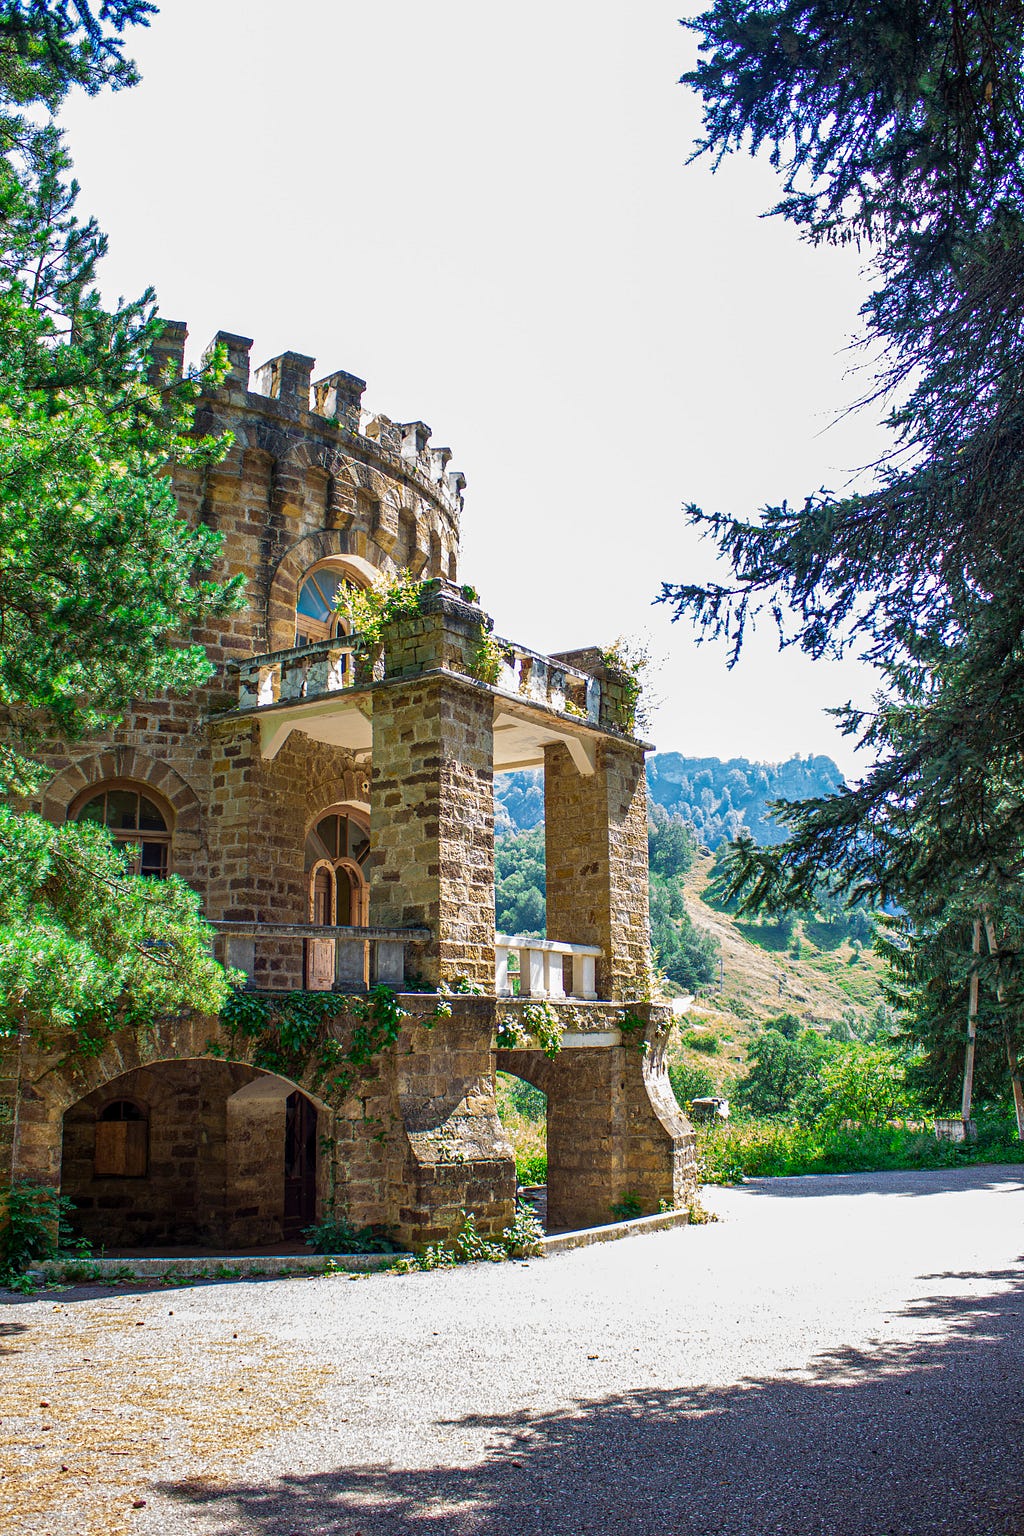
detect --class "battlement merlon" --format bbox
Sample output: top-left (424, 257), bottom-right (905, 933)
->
top-left (150, 321), bottom-right (466, 516)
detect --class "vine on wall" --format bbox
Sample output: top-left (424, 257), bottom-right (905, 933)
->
top-left (214, 985), bottom-right (451, 1101)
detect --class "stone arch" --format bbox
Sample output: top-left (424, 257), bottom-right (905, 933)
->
top-left (39, 749), bottom-right (202, 840)
top-left (14, 1012), bottom-right (334, 1241)
top-left (57, 1047), bottom-right (329, 1252)
top-left (267, 531), bottom-right (384, 652)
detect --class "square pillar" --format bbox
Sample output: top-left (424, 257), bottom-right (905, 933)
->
top-left (369, 674), bottom-right (495, 989)
top-left (544, 738), bottom-right (650, 1001)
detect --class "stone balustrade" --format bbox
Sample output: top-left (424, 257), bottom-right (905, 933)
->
top-left (209, 921), bottom-right (430, 992)
top-left (492, 640), bottom-right (601, 722)
top-left (495, 933), bottom-right (601, 1001)
top-left (228, 628), bottom-right (602, 728)
top-left (230, 636), bottom-right (378, 709)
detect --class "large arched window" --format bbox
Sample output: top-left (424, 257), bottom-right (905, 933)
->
top-left (71, 784), bottom-right (172, 878)
top-left (295, 561), bottom-right (371, 647)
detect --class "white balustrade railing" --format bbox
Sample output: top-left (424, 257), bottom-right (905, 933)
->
top-left (495, 933), bottom-right (601, 1001)
top-left (231, 635), bottom-right (378, 710)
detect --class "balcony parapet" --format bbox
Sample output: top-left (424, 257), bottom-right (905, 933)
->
top-left (495, 933), bottom-right (601, 1001)
top-left (225, 631), bottom-right (602, 729)
top-left (210, 920), bottom-right (430, 992)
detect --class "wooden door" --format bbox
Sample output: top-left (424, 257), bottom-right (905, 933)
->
top-left (283, 1092), bottom-right (318, 1238)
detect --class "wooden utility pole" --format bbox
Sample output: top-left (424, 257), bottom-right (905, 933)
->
top-left (961, 917), bottom-right (982, 1125)
top-left (983, 912), bottom-right (1024, 1142)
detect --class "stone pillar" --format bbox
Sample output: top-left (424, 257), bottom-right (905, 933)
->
top-left (369, 593), bottom-right (495, 990)
top-left (544, 738), bottom-right (650, 1001)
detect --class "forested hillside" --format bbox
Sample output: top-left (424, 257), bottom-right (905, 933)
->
top-left (494, 754), bottom-right (844, 846)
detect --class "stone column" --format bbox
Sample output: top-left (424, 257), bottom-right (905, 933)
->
top-left (544, 737), bottom-right (650, 1001)
top-left (369, 592), bottom-right (495, 989)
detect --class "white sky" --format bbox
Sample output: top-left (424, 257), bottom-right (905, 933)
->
top-left (60, 0), bottom-right (887, 776)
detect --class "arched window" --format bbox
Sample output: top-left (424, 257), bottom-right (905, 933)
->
top-left (72, 784), bottom-right (172, 878)
top-left (295, 561), bottom-right (370, 647)
top-left (304, 809), bottom-right (369, 988)
top-left (94, 1099), bottom-right (148, 1178)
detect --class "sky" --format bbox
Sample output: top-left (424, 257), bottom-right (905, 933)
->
top-left (60, 0), bottom-right (888, 775)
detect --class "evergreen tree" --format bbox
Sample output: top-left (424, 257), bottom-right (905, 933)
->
top-left (0, 2), bottom-right (240, 1047)
top-left (661, 1), bottom-right (1024, 902)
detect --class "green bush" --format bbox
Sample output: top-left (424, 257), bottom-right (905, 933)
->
top-left (515, 1149), bottom-right (548, 1185)
top-left (669, 1061), bottom-right (716, 1106)
top-left (681, 1028), bottom-right (720, 1054)
top-left (0, 1182), bottom-right (85, 1284)
top-left (303, 1217), bottom-right (406, 1255)
top-left (697, 1116), bottom-right (1024, 1184)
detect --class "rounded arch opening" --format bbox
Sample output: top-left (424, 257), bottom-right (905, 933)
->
top-left (60, 1059), bottom-right (324, 1255)
top-left (495, 1070), bottom-right (548, 1232)
top-left (68, 780), bottom-right (174, 878)
top-left (294, 557), bottom-right (373, 647)
top-left (304, 805), bottom-right (370, 988)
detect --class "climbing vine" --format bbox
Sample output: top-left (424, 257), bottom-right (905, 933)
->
top-left (495, 1001), bottom-right (562, 1058)
top-left (215, 985), bottom-right (451, 1101)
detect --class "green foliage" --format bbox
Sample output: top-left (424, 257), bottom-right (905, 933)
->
top-left (648, 803), bottom-right (697, 878)
top-left (649, 876), bottom-right (720, 993)
top-left (302, 1216), bottom-right (405, 1255)
top-left (680, 1027), bottom-right (719, 1054)
top-left (497, 1072), bottom-right (545, 1122)
top-left (337, 569), bottom-right (435, 647)
top-left (697, 1115), bottom-right (1024, 1185)
top-left (495, 1001), bottom-right (561, 1057)
top-left (668, 1060), bottom-right (716, 1107)
top-left (600, 637), bottom-right (653, 735)
top-left (661, 0), bottom-right (1024, 940)
top-left (735, 1027), bottom-right (828, 1118)
top-left (0, 810), bottom-right (232, 1049)
top-left (470, 631), bottom-right (509, 686)
top-left (494, 826), bottom-right (546, 937)
top-left (610, 1192), bottom-right (643, 1221)
top-left (219, 984), bottom-right (449, 1101)
top-left (0, 1), bottom-right (243, 1051)
top-left (394, 1205), bottom-right (544, 1271)
top-left (0, 1180), bottom-right (85, 1282)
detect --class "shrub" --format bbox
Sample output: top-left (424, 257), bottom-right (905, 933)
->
top-left (303, 1216), bottom-right (406, 1255)
top-left (0, 1183), bottom-right (84, 1284)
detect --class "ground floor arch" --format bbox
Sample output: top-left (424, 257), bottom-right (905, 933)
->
top-left (60, 1059), bottom-right (324, 1253)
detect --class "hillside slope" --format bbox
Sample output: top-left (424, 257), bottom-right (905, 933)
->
top-left (671, 853), bottom-right (888, 1096)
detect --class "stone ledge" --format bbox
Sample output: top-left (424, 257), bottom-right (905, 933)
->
top-left (539, 1206), bottom-right (691, 1255)
top-left (28, 1252), bottom-right (393, 1283)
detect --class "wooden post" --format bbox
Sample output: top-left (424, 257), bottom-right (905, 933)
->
top-left (983, 912), bottom-right (1024, 1142)
top-left (961, 917), bottom-right (982, 1125)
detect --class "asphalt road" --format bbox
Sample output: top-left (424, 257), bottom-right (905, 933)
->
top-left (4, 1166), bottom-right (1024, 1536)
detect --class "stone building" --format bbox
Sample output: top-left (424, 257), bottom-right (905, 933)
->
top-left (0, 325), bottom-right (695, 1252)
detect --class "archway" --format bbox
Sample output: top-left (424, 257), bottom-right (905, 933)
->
top-left (60, 1060), bottom-right (323, 1255)
top-left (495, 1070), bottom-right (548, 1230)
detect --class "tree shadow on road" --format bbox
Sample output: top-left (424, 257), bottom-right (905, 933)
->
top-left (728, 1164), bottom-right (1024, 1199)
top-left (158, 1259), bottom-right (1024, 1536)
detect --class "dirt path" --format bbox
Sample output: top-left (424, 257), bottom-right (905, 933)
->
top-left (3, 1166), bottom-right (1023, 1534)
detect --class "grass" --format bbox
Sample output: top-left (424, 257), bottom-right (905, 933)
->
top-left (697, 1116), bottom-right (1024, 1183)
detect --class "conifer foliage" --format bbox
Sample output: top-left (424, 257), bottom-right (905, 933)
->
top-left (661, 2), bottom-right (1024, 1107)
top-left (662, 3), bottom-right (1024, 906)
top-left (0, 2), bottom-right (239, 1046)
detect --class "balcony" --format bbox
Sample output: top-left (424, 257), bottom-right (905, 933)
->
top-left (225, 622), bottom-right (609, 775)
top-left (210, 921), bottom-right (430, 992)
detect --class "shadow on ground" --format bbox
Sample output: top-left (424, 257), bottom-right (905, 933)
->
top-left (157, 1255), bottom-right (1024, 1536)
top-left (732, 1164), bottom-right (1024, 1199)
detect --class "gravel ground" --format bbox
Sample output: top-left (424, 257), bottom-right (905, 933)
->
top-left (3, 1165), bottom-right (1024, 1536)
